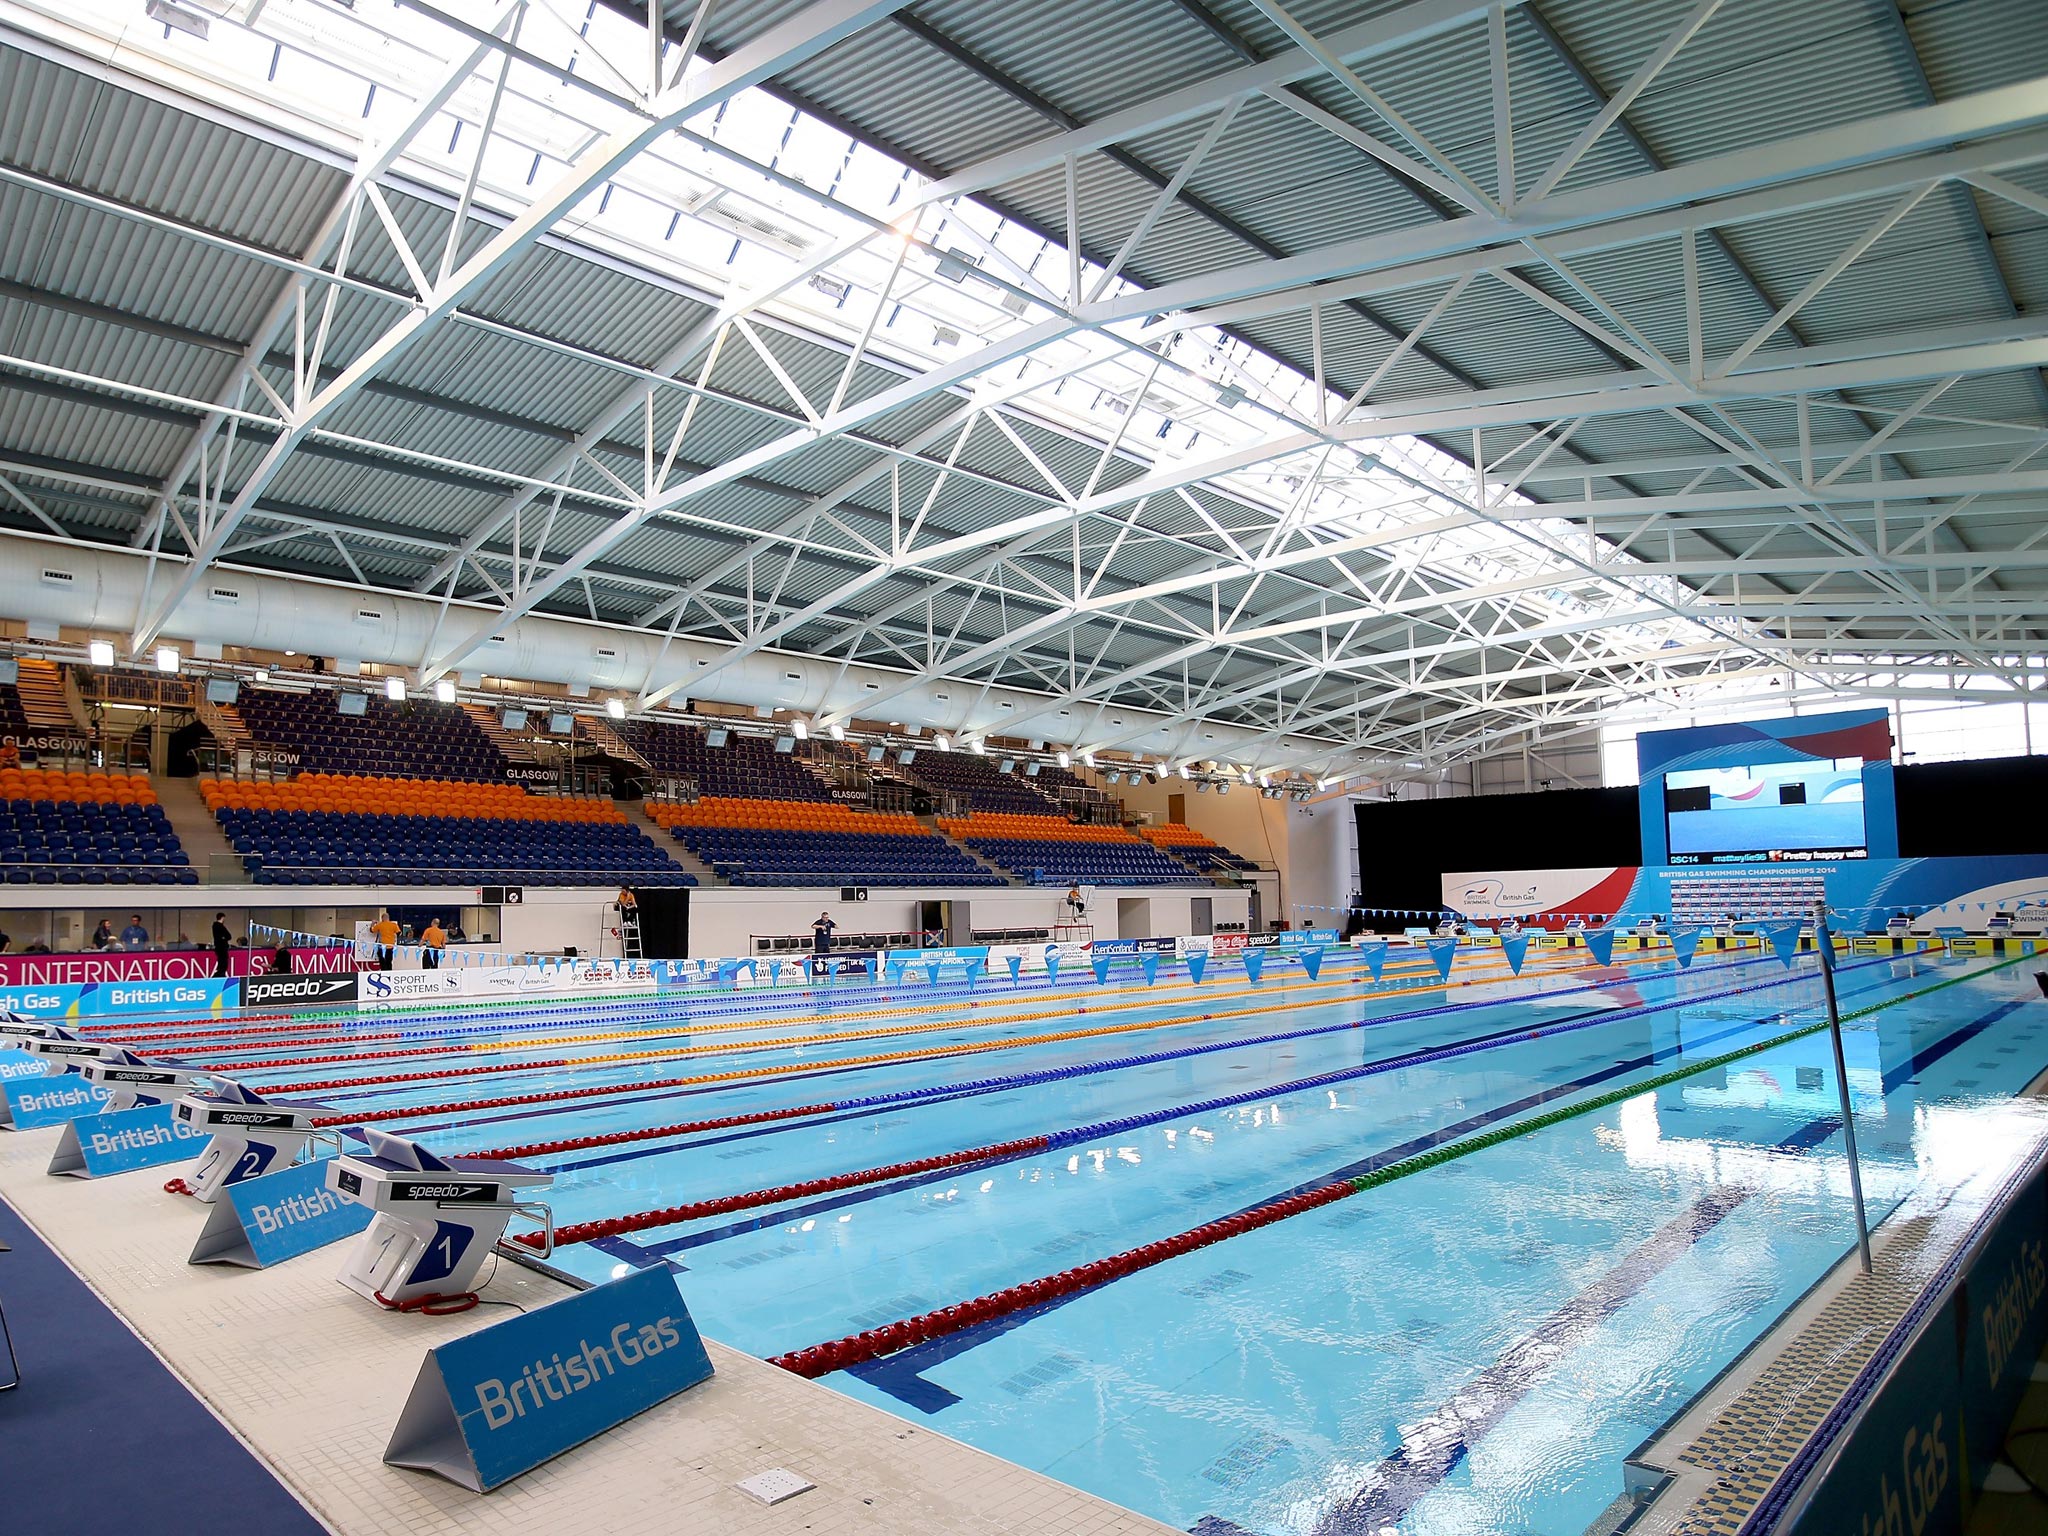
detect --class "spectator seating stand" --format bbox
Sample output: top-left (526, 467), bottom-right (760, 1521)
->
top-left (938, 811), bottom-right (1207, 886)
top-left (897, 749), bottom-right (1061, 816)
top-left (203, 773), bottom-right (692, 887)
top-left (0, 767), bottom-right (197, 885)
top-left (235, 689), bottom-right (507, 782)
top-left (615, 720), bottom-right (833, 803)
top-left (1140, 822), bottom-right (1262, 874)
top-left (651, 796), bottom-right (1004, 887)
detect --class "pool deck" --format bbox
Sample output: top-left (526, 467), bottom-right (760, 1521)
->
top-left (1620, 1072), bottom-right (2048, 1536)
top-left (0, 1126), bottom-right (1178, 1536)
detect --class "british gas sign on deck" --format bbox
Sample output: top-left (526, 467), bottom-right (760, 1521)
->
top-left (0, 1075), bottom-right (110, 1129)
top-left (190, 1157), bottom-right (373, 1268)
top-left (47, 1100), bottom-right (211, 1177)
top-left (383, 1264), bottom-right (713, 1491)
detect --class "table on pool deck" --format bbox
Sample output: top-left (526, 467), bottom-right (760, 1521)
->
top-left (0, 1131), bottom-right (1177, 1536)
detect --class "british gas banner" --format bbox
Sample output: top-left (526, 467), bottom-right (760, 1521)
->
top-left (1243, 928), bottom-right (1339, 950)
top-left (383, 1263), bottom-right (713, 1492)
top-left (0, 978), bottom-right (240, 1020)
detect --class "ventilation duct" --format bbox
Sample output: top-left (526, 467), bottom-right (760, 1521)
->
top-left (0, 534), bottom-right (1358, 773)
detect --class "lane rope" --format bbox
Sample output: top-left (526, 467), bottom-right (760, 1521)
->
top-left (301, 951), bottom-right (1715, 1127)
top-left (766, 953), bottom-right (2025, 1378)
top-left (521, 950), bottom-right (1883, 1244)
top-left (466, 951), bottom-right (1777, 1161)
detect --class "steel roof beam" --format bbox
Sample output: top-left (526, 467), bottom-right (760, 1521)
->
top-left (127, 0), bottom-right (913, 655)
top-left (1125, 93), bottom-right (2048, 333)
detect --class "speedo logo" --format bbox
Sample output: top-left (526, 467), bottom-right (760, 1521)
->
top-left (252, 977), bottom-right (351, 998)
top-left (396, 1181), bottom-right (494, 1201)
top-left (212, 1110), bottom-right (295, 1126)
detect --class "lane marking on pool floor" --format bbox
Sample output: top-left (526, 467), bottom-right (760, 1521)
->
top-left (807, 954), bottom-right (2014, 1396)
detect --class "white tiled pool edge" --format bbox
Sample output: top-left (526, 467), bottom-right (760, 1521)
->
top-left (0, 1130), bottom-right (1179, 1536)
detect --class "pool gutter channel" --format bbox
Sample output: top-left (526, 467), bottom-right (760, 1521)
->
top-left (1610, 970), bottom-right (2048, 1536)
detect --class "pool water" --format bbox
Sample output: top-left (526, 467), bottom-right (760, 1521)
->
top-left (96, 943), bottom-right (2048, 1534)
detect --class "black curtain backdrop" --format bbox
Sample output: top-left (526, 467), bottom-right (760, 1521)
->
top-left (1353, 755), bottom-right (2048, 910)
top-left (1353, 787), bottom-right (1640, 913)
top-left (631, 886), bottom-right (691, 958)
top-left (1894, 756), bottom-right (2048, 858)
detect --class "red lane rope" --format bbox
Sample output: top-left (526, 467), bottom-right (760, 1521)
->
top-left (476, 1102), bottom-right (835, 1160)
top-left (291, 1057), bottom-right (580, 1092)
top-left (181, 1043), bottom-right (500, 1073)
top-left (103, 1025), bottom-right (404, 1051)
top-left (768, 1181), bottom-right (1355, 1378)
top-left (310, 1069), bottom-right (776, 1128)
top-left (525, 1135), bottom-right (1051, 1247)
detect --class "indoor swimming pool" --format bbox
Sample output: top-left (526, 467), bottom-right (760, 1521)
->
top-left (84, 943), bottom-right (2048, 1535)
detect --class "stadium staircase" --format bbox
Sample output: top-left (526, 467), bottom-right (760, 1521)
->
top-left (195, 696), bottom-right (252, 753)
top-left (155, 776), bottom-right (241, 882)
top-left (657, 835), bottom-right (722, 886)
top-left (462, 703), bottom-right (545, 765)
top-left (922, 813), bottom-right (1017, 885)
top-left (579, 714), bottom-right (651, 771)
top-left (15, 658), bottom-right (83, 734)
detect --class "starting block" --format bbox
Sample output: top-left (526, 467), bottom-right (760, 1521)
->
top-left (76, 1050), bottom-right (212, 1113)
top-left (175, 1082), bottom-right (324, 1202)
top-left (0, 1016), bottom-right (52, 1041)
top-left (328, 1130), bottom-right (552, 1309)
top-left (26, 1027), bottom-right (130, 1070)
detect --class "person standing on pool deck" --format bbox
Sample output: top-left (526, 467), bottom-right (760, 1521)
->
top-left (420, 917), bottom-right (447, 969)
top-left (370, 909), bottom-right (401, 970)
top-left (210, 912), bottom-right (233, 977)
top-left (811, 912), bottom-right (836, 952)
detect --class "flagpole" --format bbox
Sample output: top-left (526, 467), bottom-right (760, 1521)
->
top-left (1812, 903), bottom-right (1873, 1274)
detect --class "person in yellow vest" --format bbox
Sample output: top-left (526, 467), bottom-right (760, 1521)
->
top-left (370, 909), bottom-right (401, 971)
top-left (420, 917), bottom-right (448, 970)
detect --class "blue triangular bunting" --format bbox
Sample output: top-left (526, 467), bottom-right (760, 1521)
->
top-left (1764, 921), bottom-right (1804, 967)
top-left (1045, 954), bottom-right (1061, 987)
top-left (924, 960), bottom-right (943, 986)
top-left (1424, 936), bottom-right (1457, 982)
top-left (1670, 926), bottom-right (1704, 968)
top-left (1298, 946), bottom-right (1324, 982)
top-left (1092, 955), bottom-right (1113, 985)
top-left (964, 958), bottom-right (983, 989)
top-left (1006, 953), bottom-right (1022, 984)
top-left (1242, 948), bottom-right (1266, 984)
top-left (1141, 951), bottom-right (1160, 986)
top-left (1185, 951), bottom-right (1207, 985)
top-left (1500, 932), bottom-right (1530, 976)
top-left (1584, 928), bottom-right (1616, 967)
top-left (1359, 940), bottom-right (1388, 983)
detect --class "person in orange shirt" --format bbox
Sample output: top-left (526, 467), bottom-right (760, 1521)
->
top-left (370, 909), bottom-right (401, 971)
top-left (420, 917), bottom-right (447, 970)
